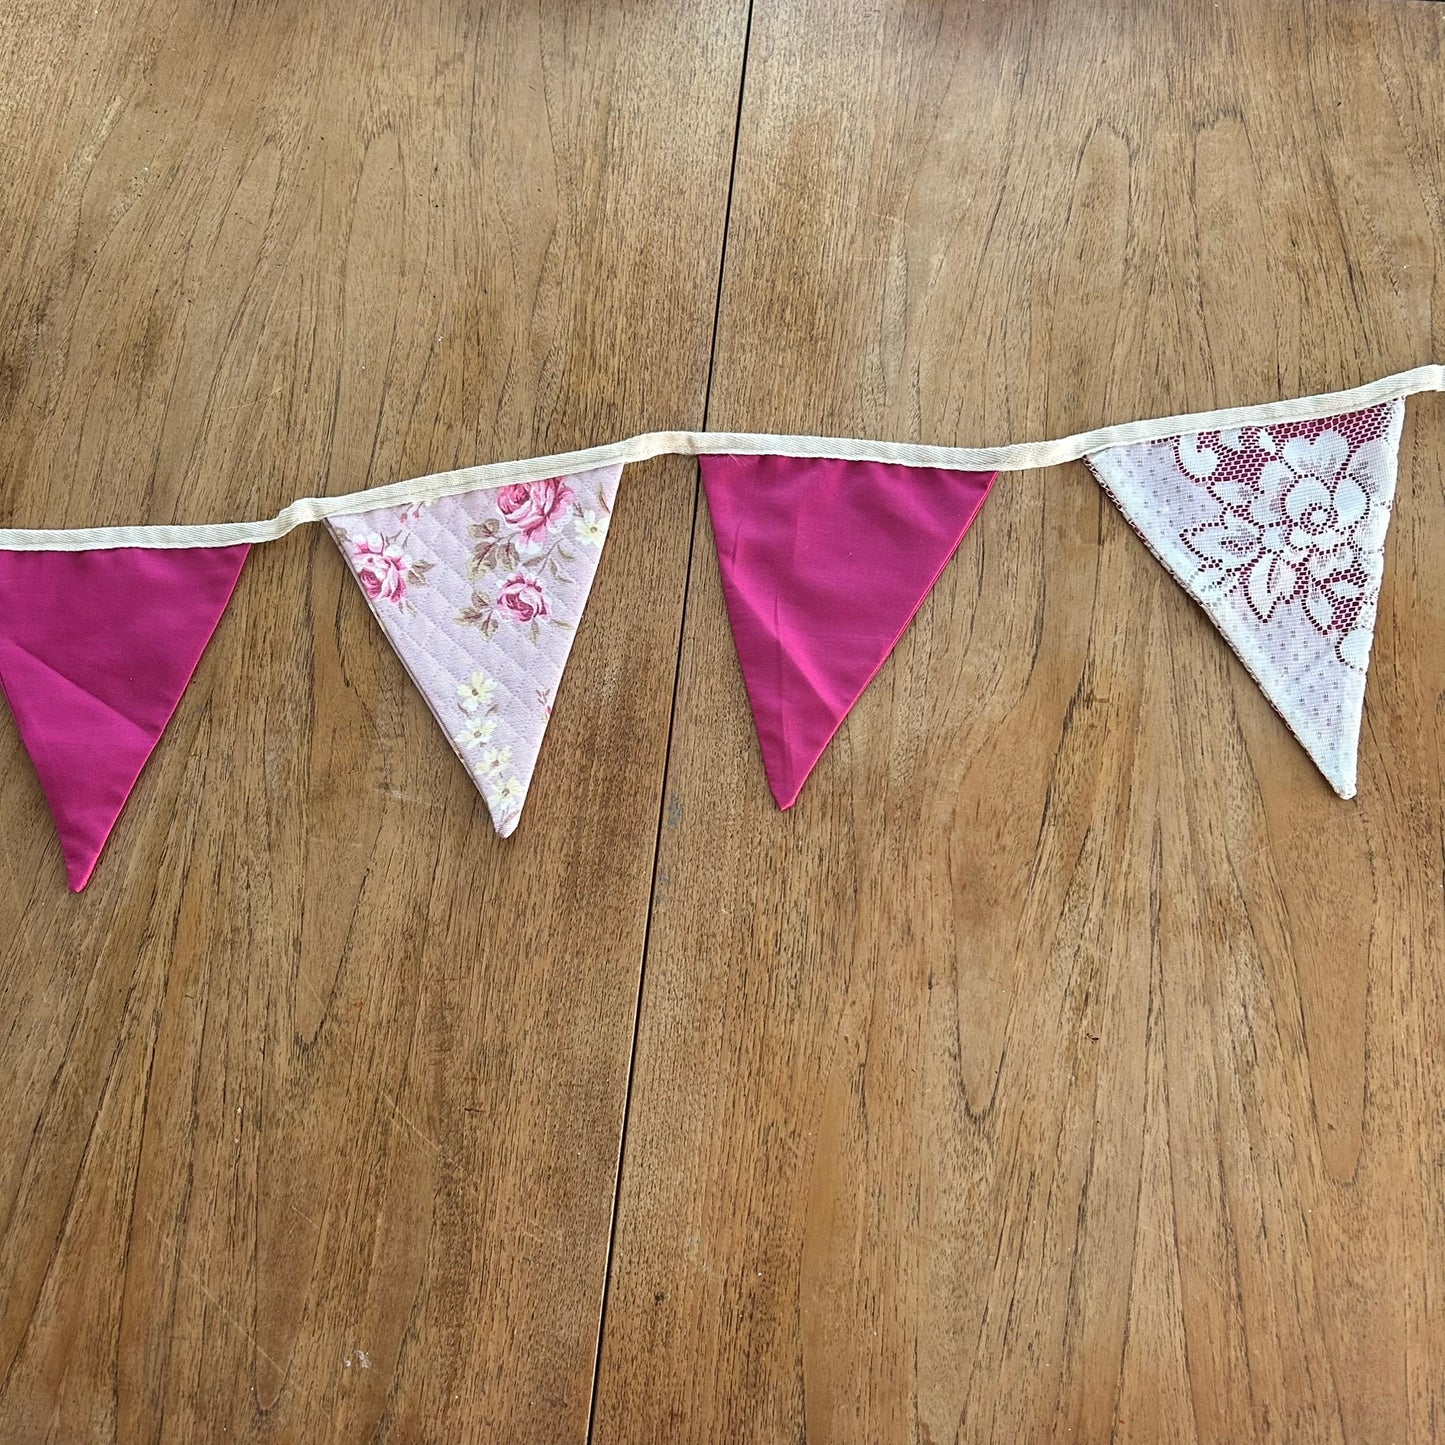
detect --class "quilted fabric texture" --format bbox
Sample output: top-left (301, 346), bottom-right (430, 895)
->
top-left (1086, 400), bottom-right (1404, 797)
top-left (327, 465), bottom-right (622, 835)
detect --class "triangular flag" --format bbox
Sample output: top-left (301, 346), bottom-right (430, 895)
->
top-left (327, 465), bottom-right (622, 836)
top-left (1086, 399), bottom-right (1405, 797)
top-left (0, 544), bottom-right (250, 891)
top-left (699, 454), bottom-right (997, 808)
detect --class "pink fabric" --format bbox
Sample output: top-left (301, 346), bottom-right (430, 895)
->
top-left (700, 454), bottom-right (998, 808)
top-left (327, 466), bottom-right (622, 836)
top-left (0, 545), bottom-right (250, 891)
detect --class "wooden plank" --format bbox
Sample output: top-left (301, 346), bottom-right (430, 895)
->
top-left (592, 1), bottom-right (1445, 1440)
top-left (0, 2), bottom-right (746, 1439)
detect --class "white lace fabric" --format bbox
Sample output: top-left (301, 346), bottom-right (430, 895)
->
top-left (1086, 400), bottom-right (1405, 797)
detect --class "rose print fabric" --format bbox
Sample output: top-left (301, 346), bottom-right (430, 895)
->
top-left (0, 544), bottom-right (250, 890)
top-left (327, 466), bottom-right (621, 836)
top-left (1086, 400), bottom-right (1404, 797)
top-left (699, 454), bottom-right (998, 809)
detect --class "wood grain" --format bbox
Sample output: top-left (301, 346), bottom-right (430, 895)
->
top-left (3, 1), bottom-right (1444, 1442)
top-left (591, 2), bottom-right (1445, 1442)
top-left (0, 1), bottom-right (746, 1440)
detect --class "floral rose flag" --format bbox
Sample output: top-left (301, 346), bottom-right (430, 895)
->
top-left (1085, 399), bottom-right (1405, 797)
top-left (327, 465), bottom-right (622, 835)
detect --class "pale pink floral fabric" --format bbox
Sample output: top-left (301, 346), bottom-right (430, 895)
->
top-left (1086, 401), bottom-right (1404, 798)
top-left (327, 465), bottom-right (622, 835)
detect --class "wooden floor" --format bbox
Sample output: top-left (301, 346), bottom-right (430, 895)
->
top-left (2, 1), bottom-right (1443, 1440)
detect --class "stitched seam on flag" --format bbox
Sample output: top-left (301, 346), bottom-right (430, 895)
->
top-left (1, 364), bottom-right (1440, 550)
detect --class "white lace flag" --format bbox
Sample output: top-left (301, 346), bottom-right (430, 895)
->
top-left (1086, 400), bottom-right (1404, 797)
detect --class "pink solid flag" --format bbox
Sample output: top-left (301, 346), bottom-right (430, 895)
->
top-left (699, 454), bottom-right (997, 809)
top-left (0, 545), bottom-right (250, 890)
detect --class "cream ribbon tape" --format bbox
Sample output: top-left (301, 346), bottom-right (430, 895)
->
top-left (2, 364), bottom-right (1441, 551)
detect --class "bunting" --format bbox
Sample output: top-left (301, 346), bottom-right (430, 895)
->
top-left (327, 466), bottom-right (622, 836)
top-left (0, 545), bottom-right (249, 890)
top-left (0, 362), bottom-right (1438, 890)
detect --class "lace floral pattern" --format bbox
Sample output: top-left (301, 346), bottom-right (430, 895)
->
top-left (1085, 400), bottom-right (1404, 798)
top-left (1173, 418), bottom-right (1394, 669)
